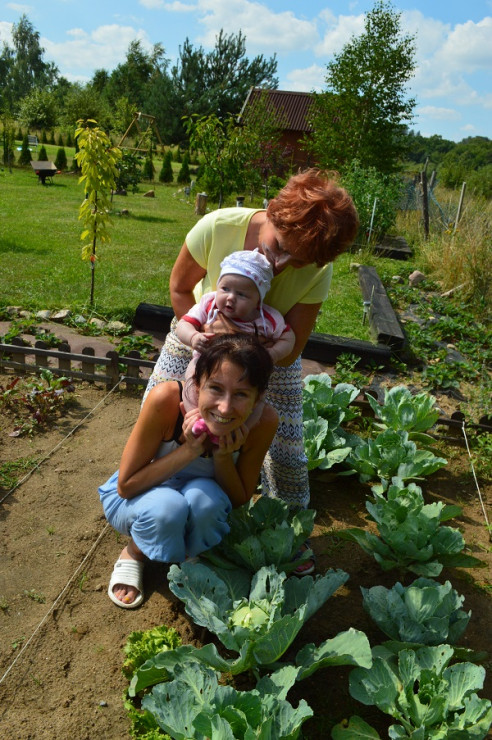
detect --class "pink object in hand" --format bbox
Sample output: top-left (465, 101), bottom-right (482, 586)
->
top-left (192, 418), bottom-right (219, 444)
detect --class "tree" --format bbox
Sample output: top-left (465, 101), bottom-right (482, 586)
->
top-left (169, 30), bottom-right (278, 144)
top-left (176, 151), bottom-right (190, 185)
top-left (61, 84), bottom-right (111, 129)
top-left (18, 88), bottom-right (58, 130)
top-left (185, 114), bottom-right (247, 206)
top-left (75, 119), bottom-right (121, 305)
top-left (1, 15), bottom-right (58, 111)
top-left (38, 144), bottom-right (48, 161)
top-left (105, 40), bottom-right (168, 111)
top-left (307, 0), bottom-right (416, 174)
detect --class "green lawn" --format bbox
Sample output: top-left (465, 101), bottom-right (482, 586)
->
top-left (0, 163), bottom-right (386, 340)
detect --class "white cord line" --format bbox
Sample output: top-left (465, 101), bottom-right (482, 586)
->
top-left (461, 421), bottom-right (491, 541)
top-left (0, 380), bottom-right (122, 506)
top-left (0, 522), bottom-right (110, 686)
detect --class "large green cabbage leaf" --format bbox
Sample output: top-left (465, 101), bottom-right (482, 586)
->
top-left (166, 562), bottom-right (349, 674)
top-left (142, 662), bottom-right (313, 740)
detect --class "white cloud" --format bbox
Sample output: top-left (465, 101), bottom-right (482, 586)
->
top-left (315, 9), bottom-right (364, 58)
top-left (0, 21), bottom-right (13, 44)
top-left (42, 24), bottom-right (153, 80)
top-left (461, 123), bottom-right (476, 132)
top-left (6, 3), bottom-right (32, 12)
top-left (163, 1), bottom-right (196, 10)
top-left (284, 64), bottom-right (325, 93)
top-left (139, 0), bottom-right (164, 7)
top-left (417, 105), bottom-right (460, 121)
top-left (193, 0), bottom-right (317, 54)
top-left (437, 18), bottom-right (492, 73)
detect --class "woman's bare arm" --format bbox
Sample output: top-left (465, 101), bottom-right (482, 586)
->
top-left (169, 243), bottom-right (207, 319)
top-left (117, 383), bottom-right (205, 499)
top-left (275, 302), bottom-right (321, 366)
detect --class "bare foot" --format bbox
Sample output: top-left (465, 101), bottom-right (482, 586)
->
top-left (112, 543), bottom-right (145, 605)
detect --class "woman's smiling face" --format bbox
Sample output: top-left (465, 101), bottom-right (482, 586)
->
top-left (197, 359), bottom-right (258, 437)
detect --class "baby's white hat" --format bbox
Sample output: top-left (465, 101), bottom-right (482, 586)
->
top-left (218, 249), bottom-right (273, 303)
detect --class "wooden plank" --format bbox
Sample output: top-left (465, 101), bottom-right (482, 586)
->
top-left (373, 235), bottom-right (412, 260)
top-left (302, 333), bottom-right (391, 366)
top-left (358, 266), bottom-right (405, 349)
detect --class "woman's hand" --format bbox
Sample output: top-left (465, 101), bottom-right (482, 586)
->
top-left (213, 423), bottom-right (249, 458)
top-left (180, 404), bottom-right (207, 454)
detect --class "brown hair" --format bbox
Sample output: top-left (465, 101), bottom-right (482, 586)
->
top-left (193, 333), bottom-right (273, 395)
top-left (266, 169), bottom-right (359, 266)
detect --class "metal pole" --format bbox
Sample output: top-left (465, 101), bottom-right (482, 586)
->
top-left (367, 197), bottom-right (377, 244)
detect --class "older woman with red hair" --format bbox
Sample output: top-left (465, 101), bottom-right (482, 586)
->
top-left (143, 169), bottom-right (359, 573)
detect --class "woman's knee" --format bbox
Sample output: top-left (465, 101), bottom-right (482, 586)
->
top-left (182, 479), bottom-right (231, 522)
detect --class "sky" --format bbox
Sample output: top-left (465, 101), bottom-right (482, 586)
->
top-left (0, 0), bottom-right (491, 143)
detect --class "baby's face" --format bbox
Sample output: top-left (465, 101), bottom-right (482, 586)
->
top-left (216, 274), bottom-right (260, 320)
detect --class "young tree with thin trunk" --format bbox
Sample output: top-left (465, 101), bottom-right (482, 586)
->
top-left (75, 119), bottom-right (121, 306)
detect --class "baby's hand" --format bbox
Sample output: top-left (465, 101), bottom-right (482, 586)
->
top-left (191, 332), bottom-right (214, 352)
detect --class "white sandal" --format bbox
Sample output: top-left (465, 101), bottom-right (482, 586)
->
top-left (108, 558), bottom-right (144, 609)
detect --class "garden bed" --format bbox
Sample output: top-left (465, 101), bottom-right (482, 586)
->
top-left (0, 376), bottom-right (490, 738)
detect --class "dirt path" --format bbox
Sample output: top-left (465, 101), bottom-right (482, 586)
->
top-left (0, 377), bottom-right (491, 739)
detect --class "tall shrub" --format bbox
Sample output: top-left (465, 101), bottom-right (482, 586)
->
top-left (38, 145), bottom-right (48, 161)
top-left (55, 147), bottom-right (67, 171)
top-left (159, 150), bottom-right (173, 183)
top-left (17, 134), bottom-right (32, 165)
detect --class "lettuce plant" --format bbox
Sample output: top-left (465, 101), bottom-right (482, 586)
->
top-left (201, 496), bottom-right (316, 574)
top-left (302, 373), bottom-right (361, 471)
top-left (344, 429), bottom-right (447, 483)
top-left (361, 578), bottom-right (471, 646)
top-left (142, 662), bottom-right (313, 740)
top-left (338, 483), bottom-right (484, 576)
top-left (167, 562), bottom-right (349, 674)
top-left (332, 645), bottom-right (492, 739)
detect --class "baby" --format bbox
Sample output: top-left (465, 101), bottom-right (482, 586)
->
top-left (176, 249), bottom-right (295, 436)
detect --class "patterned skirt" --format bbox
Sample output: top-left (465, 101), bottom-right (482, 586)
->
top-left (143, 318), bottom-right (310, 508)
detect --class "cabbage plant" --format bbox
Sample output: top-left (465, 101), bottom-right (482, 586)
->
top-left (332, 645), bottom-right (492, 739)
top-left (361, 578), bottom-right (471, 646)
top-left (302, 373), bottom-right (361, 471)
top-left (338, 482), bottom-right (484, 576)
top-left (365, 385), bottom-right (441, 442)
top-left (167, 562), bottom-right (349, 674)
top-left (344, 429), bottom-right (447, 483)
top-left (143, 662), bottom-right (313, 740)
top-left (201, 495), bottom-right (316, 574)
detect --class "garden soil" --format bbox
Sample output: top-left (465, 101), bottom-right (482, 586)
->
top-left (0, 365), bottom-right (491, 739)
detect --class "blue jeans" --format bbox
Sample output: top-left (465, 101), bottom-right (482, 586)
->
top-left (98, 471), bottom-right (232, 562)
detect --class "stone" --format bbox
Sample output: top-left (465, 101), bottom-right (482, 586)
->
top-left (73, 315), bottom-right (87, 325)
top-left (36, 310), bottom-right (52, 320)
top-left (89, 318), bottom-right (106, 329)
top-left (52, 309), bottom-right (71, 322)
top-left (106, 320), bottom-right (127, 333)
top-left (5, 306), bottom-right (21, 316)
top-left (19, 310), bottom-right (33, 318)
top-left (350, 262), bottom-right (361, 271)
top-left (143, 190), bottom-right (155, 198)
top-left (120, 208), bottom-right (130, 216)
top-left (391, 275), bottom-right (404, 284)
top-left (408, 270), bottom-right (426, 287)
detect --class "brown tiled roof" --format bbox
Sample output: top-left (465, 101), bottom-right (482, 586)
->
top-left (238, 88), bottom-right (314, 133)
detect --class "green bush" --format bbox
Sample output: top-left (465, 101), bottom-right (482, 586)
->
top-left (18, 134), bottom-right (32, 165)
top-left (38, 145), bottom-right (48, 161)
top-left (177, 152), bottom-right (190, 184)
top-left (467, 165), bottom-right (492, 199)
top-left (55, 147), bottom-right (67, 171)
top-left (56, 132), bottom-right (64, 147)
top-left (341, 159), bottom-right (404, 242)
top-left (142, 155), bottom-right (155, 182)
top-left (159, 151), bottom-right (174, 183)
top-left (41, 129), bottom-right (48, 144)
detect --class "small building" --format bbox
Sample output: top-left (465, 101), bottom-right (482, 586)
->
top-left (238, 87), bottom-right (315, 168)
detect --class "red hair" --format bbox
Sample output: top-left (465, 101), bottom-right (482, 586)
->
top-left (267, 169), bottom-right (359, 266)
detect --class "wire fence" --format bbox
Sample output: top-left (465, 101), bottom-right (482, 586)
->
top-left (399, 175), bottom-right (456, 230)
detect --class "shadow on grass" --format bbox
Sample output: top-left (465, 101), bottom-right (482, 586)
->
top-left (121, 213), bottom-right (178, 225)
top-left (0, 239), bottom-right (50, 254)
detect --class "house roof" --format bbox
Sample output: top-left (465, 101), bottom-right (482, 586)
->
top-left (238, 88), bottom-right (314, 133)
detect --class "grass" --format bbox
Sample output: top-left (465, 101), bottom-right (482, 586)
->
top-left (0, 162), bottom-right (384, 340)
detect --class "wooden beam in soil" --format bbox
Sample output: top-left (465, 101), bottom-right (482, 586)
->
top-left (133, 302), bottom-right (392, 368)
top-left (358, 266), bottom-right (406, 349)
